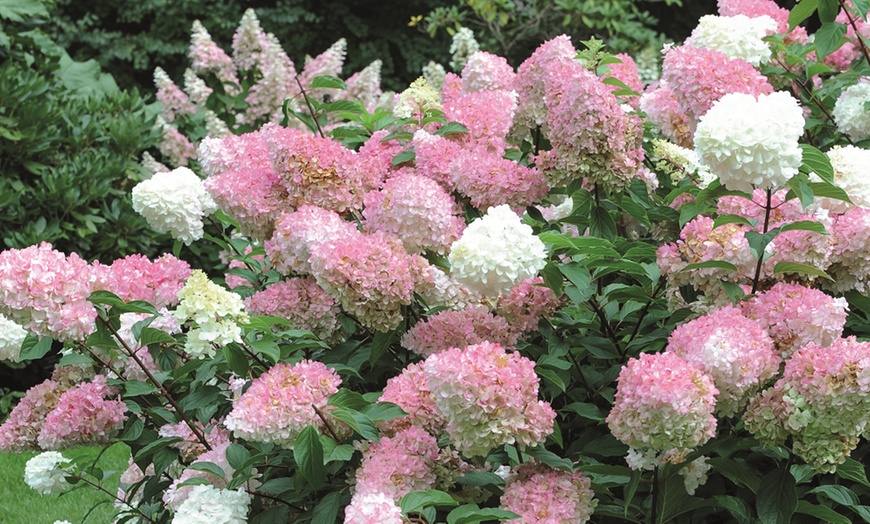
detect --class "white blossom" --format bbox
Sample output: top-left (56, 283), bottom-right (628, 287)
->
top-left (686, 15), bottom-right (777, 66)
top-left (171, 485), bottom-right (251, 524)
top-left (24, 452), bottom-right (71, 495)
top-left (131, 167), bottom-right (218, 245)
top-left (833, 78), bottom-right (870, 141)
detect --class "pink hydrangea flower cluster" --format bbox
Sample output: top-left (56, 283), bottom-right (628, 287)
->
top-left (640, 82), bottom-right (694, 147)
top-left (163, 441), bottom-right (236, 509)
top-left (309, 231), bottom-right (433, 332)
top-left (343, 491), bottom-right (403, 524)
top-left (460, 51), bottom-right (516, 93)
top-left (603, 53), bottom-right (643, 108)
top-left (203, 167), bottom-right (287, 241)
top-left (443, 89), bottom-right (518, 153)
top-left (154, 67), bottom-right (194, 122)
top-left (198, 131), bottom-right (273, 177)
top-left (352, 426), bottom-right (442, 501)
top-left (500, 462), bottom-right (597, 524)
top-left (511, 35), bottom-right (577, 138)
top-left (658, 45), bottom-right (773, 134)
top-left (534, 59), bottom-right (645, 192)
top-left (189, 20), bottom-right (239, 92)
top-left (378, 362), bottom-right (445, 436)
top-left (607, 352), bottom-right (718, 464)
top-left (744, 337), bottom-right (870, 472)
top-left (37, 375), bottom-right (127, 450)
top-left (448, 148), bottom-right (549, 212)
top-left (741, 282), bottom-right (848, 357)
top-left (263, 125), bottom-right (371, 213)
top-left (496, 277), bottom-right (563, 334)
top-left (827, 207), bottom-right (870, 293)
top-left (401, 305), bottom-right (518, 357)
top-left (666, 306), bottom-right (779, 416)
top-left (231, 9), bottom-right (272, 71)
top-left (423, 341), bottom-right (556, 457)
top-left (244, 278), bottom-right (344, 344)
top-left (93, 253), bottom-right (191, 309)
top-left (411, 130), bottom-right (465, 189)
top-left (0, 379), bottom-right (66, 452)
top-left (0, 242), bottom-right (97, 342)
top-left (340, 60), bottom-right (384, 112)
top-left (417, 267), bottom-right (479, 311)
top-left (354, 130), bottom-right (406, 183)
top-left (156, 116), bottom-right (196, 168)
top-left (265, 206), bottom-right (359, 276)
top-left (297, 39), bottom-right (347, 98)
top-left (223, 360), bottom-right (344, 449)
top-left (362, 173), bottom-right (465, 255)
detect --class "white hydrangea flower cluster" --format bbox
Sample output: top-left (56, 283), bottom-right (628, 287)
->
top-left (686, 15), bottom-right (777, 66)
top-left (694, 91), bottom-right (804, 193)
top-left (650, 139), bottom-right (715, 187)
top-left (394, 77), bottom-right (442, 119)
top-left (422, 60), bottom-right (447, 91)
top-left (449, 26), bottom-right (480, 71)
top-left (131, 167), bottom-right (218, 245)
top-left (833, 78), bottom-right (870, 141)
top-left (344, 491), bottom-right (404, 524)
top-left (174, 270), bottom-right (249, 358)
top-left (448, 205), bottom-right (547, 298)
top-left (171, 485), bottom-right (251, 524)
top-left (24, 451), bottom-right (72, 495)
top-left (0, 313), bottom-right (27, 362)
top-left (815, 145), bottom-right (870, 212)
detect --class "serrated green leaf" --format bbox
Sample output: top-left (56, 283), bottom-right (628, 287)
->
top-left (796, 501), bottom-right (851, 524)
top-left (779, 220), bottom-right (827, 234)
top-left (18, 334), bottom-right (53, 361)
top-left (681, 260), bottom-right (739, 272)
top-left (756, 469), bottom-right (796, 524)
top-left (713, 214), bottom-right (755, 229)
top-left (837, 458), bottom-right (870, 487)
top-left (790, 0), bottom-right (818, 28)
top-left (446, 505), bottom-right (519, 524)
top-left (799, 144), bottom-right (835, 183)
top-left (188, 461), bottom-right (225, 479)
top-left (815, 22), bottom-right (848, 59)
top-left (435, 122), bottom-right (470, 136)
top-left (226, 443), bottom-right (250, 470)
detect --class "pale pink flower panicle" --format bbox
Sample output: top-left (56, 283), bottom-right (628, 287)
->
top-left (309, 231), bottom-right (433, 332)
top-left (203, 166), bottom-right (288, 241)
top-left (37, 375), bottom-right (127, 450)
top-left (224, 360), bottom-right (343, 448)
top-left (423, 341), bottom-right (556, 457)
top-left (93, 253), bottom-right (191, 309)
top-left (449, 147), bottom-right (549, 212)
top-left (0, 242), bottom-right (97, 342)
top-left (460, 51), bottom-right (516, 93)
top-left (500, 462), bottom-right (597, 524)
top-left (154, 67), bottom-right (195, 122)
top-left (352, 426), bottom-right (442, 501)
top-left (244, 278), bottom-right (344, 344)
top-left (665, 306), bottom-right (779, 416)
top-left (189, 20), bottom-right (239, 91)
top-left (496, 277), bottom-right (564, 334)
top-left (742, 282), bottom-right (848, 357)
top-left (362, 172), bottom-right (465, 255)
top-left (443, 89), bottom-right (518, 153)
top-left (378, 362), bottom-right (445, 436)
top-left (607, 352), bottom-right (718, 463)
top-left (264, 206), bottom-right (359, 276)
top-left (401, 304), bottom-right (519, 358)
top-left (511, 35), bottom-right (577, 137)
top-left (0, 379), bottom-right (65, 452)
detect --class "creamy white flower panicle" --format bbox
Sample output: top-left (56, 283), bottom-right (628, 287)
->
top-left (448, 205), bottom-right (547, 298)
top-left (171, 485), bottom-right (251, 524)
top-left (813, 145), bottom-right (870, 212)
top-left (174, 270), bottom-right (249, 358)
top-left (685, 15), bottom-right (777, 66)
top-left (24, 452), bottom-right (72, 495)
top-left (449, 26), bottom-right (480, 71)
top-left (833, 78), bottom-right (870, 141)
top-left (694, 91), bottom-right (804, 193)
top-left (344, 491), bottom-right (404, 524)
top-left (0, 313), bottom-right (27, 362)
top-left (393, 77), bottom-right (441, 119)
top-left (131, 167), bottom-right (218, 245)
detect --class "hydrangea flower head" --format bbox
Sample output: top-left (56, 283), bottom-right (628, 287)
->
top-left (496, 277), bottom-right (563, 334)
top-left (189, 20), bottom-right (239, 91)
top-left (500, 462), bottom-right (597, 524)
top-left (0, 313), bottom-right (26, 362)
top-left (448, 205), bottom-right (547, 298)
top-left (394, 77), bottom-right (442, 119)
top-left (244, 278), bottom-right (344, 344)
top-left (344, 491), bottom-right (403, 524)
top-left (685, 15), bottom-right (777, 66)
top-left (174, 270), bottom-right (248, 358)
top-left (449, 148), bottom-right (549, 211)
top-left (512, 35), bottom-right (577, 134)
top-left (607, 352), bottom-right (718, 462)
top-left (132, 167), bottom-right (218, 245)
top-left (694, 91), bottom-right (804, 192)
top-left (666, 306), bottom-right (779, 416)
top-left (37, 375), bottom-right (127, 450)
top-left (827, 207), bottom-right (870, 293)
top-left (401, 305), bottom-right (519, 357)
top-left (833, 79), bottom-right (870, 141)
top-left (352, 426), bottom-right (443, 501)
top-left (265, 206), bottom-right (360, 276)
top-left (94, 253), bottom-right (191, 309)
top-left (378, 362), bottom-right (445, 435)
top-left (460, 51), bottom-right (516, 93)
top-left (224, 360), bottom-right (343, 449)
top-left (0, 379), bottom-right (65, 452)
top-left (24, 451), bottom-right (72, 495)
top-left (171, 485), bottom-right (251, 524)
top-left (423, 341), bottom-right (556, 457)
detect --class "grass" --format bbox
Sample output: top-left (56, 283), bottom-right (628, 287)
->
top-left (0, 443), bottom-right (131, 524)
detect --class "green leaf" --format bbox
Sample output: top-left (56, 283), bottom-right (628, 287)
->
top-left (392, 148), bottom-right (416, 166)
top-left (786, 175), bottom-right (815, 209)
top-left (721, 281), bottom-right (746, 304)
top-left (779, 220), bottom-right (827, 234)
top-left (681, 260), bottom-right (738, 272)
top-left (456, 470), bottom-right (505, 487)
top-left (294, 425), bottom-right (325, 488)
top-left (446, 505), bottom-right (519, 524)
top-left (713, 214), bottom-right (755, 229)
top-left (310, 76), bottom-right (347, 90)
top-left (809, 484), bottom-right (859, 506)
top-left (329, 407), bottom-right (379, 440)
top-left (796, 501), bottom-right (851, 524)
top-left (323, 100), bottom-right (363, 114)
top-left (329, 388), bottom-right (370, 411)
top-left (790, 0), bottom-right (817, 28)
top-left (525, 446), bottom-right (573, 471)
top-left (773, 262), bottom-right (833, 280)
top-left (590, 205), bottom-right (617, 240)
top-left (563, 402), bottom-right (604, 421)
top-left (311, 491), bottom-right (341, 524)
top-left (363, 402), bottom-right (407, 422)
top-left (814, 22), bottom-right (848, 59)
top-left (400, 489), bottom-right (459, 514)
top-left (709, 458), bottom-right (760, 493)
top-left (559, 263), bottom-right (592, 293)
top-left (18, 334), bottom-right (53, 361)
top-left (836, 458), bottom-right (870, 487)
top-left (0, 0), bottom-right (49, 23)
top-left (124, 380), bottom-right (158, 396)
top-left (818, 0), bottom-right (840, 23)
top-left (799, 144), bottom-right (835, 183)
top-left (188, 461), bottom-right (226, 479)
top-left (119, 417), bottom-right (144, 442)
top-left (713, 495), bottom-right (753, 524)
top-left (226, 443), bottom-right (250, 470)
top-left (369, 329), bottom-right (396, 365)
top-left (756, 468), bottom-right (797, 524)
top-left (745, 229), bottom-right (779, 260)
top-left (435, 122), bottom-right (470, 136)
top-left (223, 344), bottom-right (250, 376)
top-left (257, 477), bottom-right (294, 496)
top-left (248, 339), bottom-right (280, 364)
top-left (808, 181), bottom-right (852, 203)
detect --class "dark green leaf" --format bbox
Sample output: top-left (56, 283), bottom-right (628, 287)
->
top-left (18, 334), bottom-right (53, 361)
top-left (330, 407), bottom-right (379, 440)
top-left (779, 220), bottom-right (827, 234)
top-left (837, 458), bottom-right (870, 487)
top-left (456, 470), bottom-right (505, 487)
top-left (796, 501), bottom-right (851, 524)
top-left (329, 388), bottom-right (370, 410)
top-left (681, 260), bottom-right (738, 272)
top-left (188, 461), bottom-right (225, 479)
top-left (818, 0), bottom-right (840, 23)
top-left (226, 443), bottom-right (250, 470)
top-left (590, 205), bottom-right (618, 240)
top-left (773, 262), bottom-right (833, 280)
top-left (310, 76), bottom-right (347, 90)
top-left (789, 0), bottom-right (818, 28)
top-left (563, 402), bottom-right (604, 421)
top-left (435, 122), bottom-right (470, 136)
top-left (799, 144), bottom-right (835, 183)
top-left (446, 505), bottom-right (519, 524)
top-left (392, 149), bottom-right (416, 167)
top-left (369, 329), bottom-right (396, 365)
top-left (713, 495), bottom-right (753, 524)
top-left (311, 491), bottom-right (341, 524)
top-left (257, 477), bottom-right (295, 496)
top-left (223, 344), bottom-right (250, 377)
top-left (709, 458), bottom-right (760, 493)
top-left (124, 380), bottom-right (158, 396)
top-left (363, 402), bottom-right (407, 422)
top-left (809, 484), bottom-right (859, 506)
top-left (400, 489), bottom-right (459, 514)
top-left (713, 214), bottom-right (755, 229)
top-left (756, 468), bottom-right (797, 524)
top-left (815, 22), bottom-right (848, 59)
top-left (0, 0), bottom-right (49, 22)
top-left (525, 446), bottom-right (573, 471)
top-left (119, 417), bottom-right (144, 442)
top-left (294, 425), bottom-right (325, 488)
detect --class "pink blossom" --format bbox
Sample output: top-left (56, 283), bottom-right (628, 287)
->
top-left (198, 130), bottom-right (273, 177)
top-left (158, 420), bottom-right (230, 462)
top-left (0, 242), bottom-right (98, 341)
top-left (827, 206), bottom-right (870, 293)
top-left (512, 35), bottom-right (577, 136)
top-left (37, 375), bottom-right (127, 450)
top-left (496, 277), bottom-right (563, 334)
top-left (157, 118), bottom-right (196, 168)
top-left (460, 51), bottom-right (516, 93)
top-left (265, 206), bottom-right (359, 276)
top-left (0, 379), bottom-right (65, 452)
top-left (666, 306), bottom-right (779, 416)
top-left (204, 167), bottom-right (288, 240)
top-left (378, 362), bottom-right (445, 436)
top-left (354, 130), bottom-right (405, 185)
top-left (363, 172), bottom-right (464, 254)
top-left (607, 352), bottom-right (718, 458)
top-left (189, 20), bottom-right (239, 91)
top-left (443, 89), bottom-right (517, 153)
top-left (352, 426), bottom-right (442, 501)
top-left (449, 148), bottom-right (549, 212)
top-left (244, 278), bottom-right (344, 344)
top-left (411, 130), bottom-right (464, 190)
top-left (223, 360), bottom-right (344, 448)
top-left (603, 53), bottom-right (643, 109)
top-left (423, 341), bottom-right (556, 456)
top-left (500, 462), bottom-right (597, 524)
top-left (154, 67), bottom-right (194, 122)
top-left (309, 231), bottom-right (433, 332)
top-left (640, 82), bottom-right (694, 147)
top-left (401, 305), bottom-right (518, 357)
top-left (93, 253), bottom-right (191, 309)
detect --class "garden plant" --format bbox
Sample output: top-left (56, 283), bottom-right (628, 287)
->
top-left (5, 0), bottom-right (870, 523)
